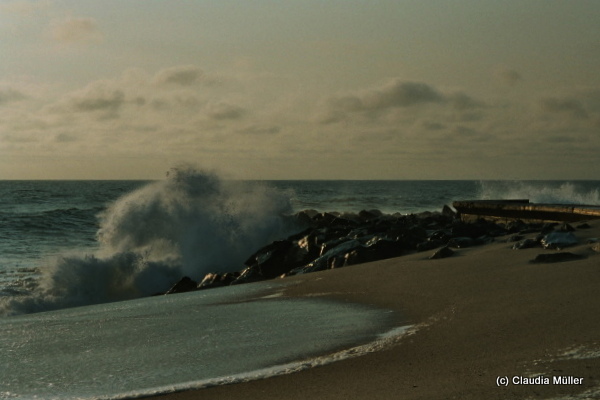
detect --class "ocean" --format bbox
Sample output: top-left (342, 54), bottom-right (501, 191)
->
top-left (1, 170), bottom-right (599, 399)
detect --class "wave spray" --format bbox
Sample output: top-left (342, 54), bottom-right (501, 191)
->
top-left (1, 167), bottom-right (295, 315)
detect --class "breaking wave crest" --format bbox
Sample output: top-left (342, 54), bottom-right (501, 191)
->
top-left (478, 181), bottom-right (600, 205)
top-left (1, 167), bottom-right (295, 316)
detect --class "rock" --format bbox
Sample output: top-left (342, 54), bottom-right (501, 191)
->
top-left (506, 220), bottom-right (528, 233)
top-left (429, 230), bottom-right (451, 243)
top-left (243, 239), bottom-right (313, 279)
top-left (358, 209), bottom-right (380, 222)
top-left (365, 238), bottom-right (406, 260)
top-left (407, 225), bottom-right (429, 242)
top-left (197, 272), bottom-right (239, 289)
top-left (416, 239), bottom-right (444, 252)
top-left (450, 221), bottom-right (488, 239)
top-left (507, 234), bottom-right (524, 243)
top-left (294, 211), bottom-right (315, 227)
top-left (429, 246), bottom-right (454, 259)
top-left (541, 232), bottom-right (578, 250)
top-left (295, 230), bottom-right (324, 259)
top-left (342, 247), bottom-right (374, 266)
top-left (320, 237), bottom-right (353, 256)
top-left (592, 242), bottom-right (600, 253)
top-left (530, 252), bottom-right (585, 263)
top-left (312, 212), bottom-right (340, 228)
top-left (538, 222), bottom-right (555, 233)
top-left (231, 266), bottom-right (264, 285)
top-left (441, 205), bottom-right (456, 218)
top-left (165, 276), bottom-right (198, 294)
top-left (447, 237), bottom-right (475, 248)
top-left (559, 223), bottom-right (576, 232)
top-left (512, 238), bottom-right (539, 250)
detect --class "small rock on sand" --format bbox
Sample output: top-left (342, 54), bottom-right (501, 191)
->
top-left (530, 253), bottom-right (585, 264)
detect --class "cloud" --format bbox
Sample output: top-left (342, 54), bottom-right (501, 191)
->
top-left (318, 79), bottom-right (484, 124)
top-left (422, 121), bottom-right (445, 131)
top-left (449, 126), bottom-right (490, 142)
top-left (0, 0), bottom-right (51, 16)
top-left (0, 88), bottom-right (26, 105)
top-left (237, 125), bottom-right (280, 135)
top-left (206, 102), bottom-right (245, 120)
top-left (54, 133), bottom-right (77, 143)
top-left (494, 68), bottom-right (522, 86)
top-left (448, 92), bottom-right (485, 111)
top-left (332, 80), bottom-right (444, 114)
top-left (539, 97), bottom-right (589, 119)
top-left (46, 81), bottom-right (125, 119)
top-left (153, 65), bottom-right (204, 86)
top-left (50, 17), bottom-right (103, 44)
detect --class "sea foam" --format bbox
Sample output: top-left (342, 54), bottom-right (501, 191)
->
top-left (478, 181), bottom-right (600, 205)
top-left (0, 167), bottom-right (296, 316)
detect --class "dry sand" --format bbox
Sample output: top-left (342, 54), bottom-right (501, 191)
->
top-left (149, 221), bottom-right (600, 400)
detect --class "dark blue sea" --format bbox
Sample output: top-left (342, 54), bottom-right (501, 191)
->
top-left (0, 170), bottom-right (599, 399)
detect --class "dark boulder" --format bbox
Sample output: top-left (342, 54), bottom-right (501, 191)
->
top-left (231, 266), bottom-right (265, 285)
top-left (512, 238), bottom-right (539, 250)
top-left (358, 209), bottom-right (382, 221)
top-left (540, 223), bottom-right (558, 235)
top-left (447, 236), bottom-right (475, 248)
top-left (198, 272), bottom-right (239, 289)
top-left (530, 252), bottom-right (585, 263)
top-left (507, 234), bottom-right (524, 243)
top-left (541, 232), bottom-right (578, 250)
top-left (429, 246), bottom-right (454, 260)
top-left (341, 240), bottom-right (404, 267)
top-left (320, 237), bottom-right (353, 256)
top-left (416, 239), bottom-right (445, 252)
top-left (559, 223), bottom-right (576, 232)
top-left (441, 205), bottom-right (456, 219)
top-left (295, 230), bottom-right (325, 259)
top-left (243, 239), bottom-right (314, 280)
top-left (506, 220), bottom-right (528, 233)
top-left (450, 221), bottom-right (488, 239)
top-left (429, 230), bottom-right (451, 243)
top-left (165, 276), bottom-right (198, 295)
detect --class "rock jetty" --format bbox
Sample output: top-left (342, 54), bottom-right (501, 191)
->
top-left (163, 207), bottom-right (594, 295)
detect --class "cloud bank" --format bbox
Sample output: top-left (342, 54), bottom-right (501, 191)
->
top-left (1, 65), bottom-right (599, 179)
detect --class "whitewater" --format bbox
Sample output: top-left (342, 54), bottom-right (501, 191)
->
top-left (0, 168), bottom-right (599, 399)
top-left (1, 170), bottom-right (599, 316)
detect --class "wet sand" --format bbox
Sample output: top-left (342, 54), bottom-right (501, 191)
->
top-left (149, 220), bottom-right (600, 400)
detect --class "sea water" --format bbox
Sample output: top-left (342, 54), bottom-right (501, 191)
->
top-left (0, 282), bottom-right (401, 400)
top-left (0, 169), bottom-right (599, 398)
top-left (1, 174), bottom-right (599, 313)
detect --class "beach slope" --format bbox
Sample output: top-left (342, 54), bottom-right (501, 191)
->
top-left (150, 221), bottom-right (600, 400)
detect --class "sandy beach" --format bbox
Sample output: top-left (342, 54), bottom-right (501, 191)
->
top-left (149, 220), bottom-right (600, 400)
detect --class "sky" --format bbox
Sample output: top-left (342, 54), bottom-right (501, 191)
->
top-left (1, 0), bottom-right (599, 180)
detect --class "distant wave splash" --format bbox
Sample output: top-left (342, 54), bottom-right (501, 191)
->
top-left (477, 181), bottom-right (600, 205)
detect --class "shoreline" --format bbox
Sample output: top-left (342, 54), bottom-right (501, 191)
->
top-left (147, 220), bottom-right (600, 400)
